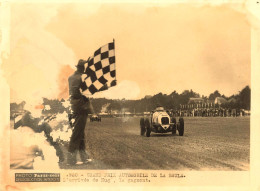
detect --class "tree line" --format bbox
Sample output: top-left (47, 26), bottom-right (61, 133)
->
top-left (10, 86), bottom-right (250, 115)
top-left (91, 85), bottom-right (250, 113)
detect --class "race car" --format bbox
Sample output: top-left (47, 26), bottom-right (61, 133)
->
top-left (140, 106), bottom-right (184, 137)
top-left (90, 114), bottom-right (101, 122)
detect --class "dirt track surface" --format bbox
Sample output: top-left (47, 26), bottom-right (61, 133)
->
top-left (62, 117), bottom-right (250, 170)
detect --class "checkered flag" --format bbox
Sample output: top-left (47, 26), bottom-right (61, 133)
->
top-left (81, 40), bottom-right (116, 95)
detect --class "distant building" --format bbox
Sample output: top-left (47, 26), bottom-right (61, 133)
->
top-left (188, 98), bottom-right (204, 104)
top-left (214, 97), bottom-right (227, 105)
top-left (181, 97), bottom-right (216, 109)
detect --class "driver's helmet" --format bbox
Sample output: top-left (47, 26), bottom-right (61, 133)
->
top-left (155, 106), bottom-right (164, 111)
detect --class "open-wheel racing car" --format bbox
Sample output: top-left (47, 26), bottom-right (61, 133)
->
top-left (90, 114), bottom-right (101, 122)
top-left (140, 106), bottom-right (184, 137)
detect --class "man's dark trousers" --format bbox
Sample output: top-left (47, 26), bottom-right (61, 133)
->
top-left (68, 112), bottom-right (88, 164)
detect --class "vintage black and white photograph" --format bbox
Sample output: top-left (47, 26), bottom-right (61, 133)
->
top-left (1, 0), bottom-right (260, 189)
top-left (4, 1), bottom-right (252, 170)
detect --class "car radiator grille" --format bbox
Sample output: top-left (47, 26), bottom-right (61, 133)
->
top-left (161, 117), bottom-right (169, 125)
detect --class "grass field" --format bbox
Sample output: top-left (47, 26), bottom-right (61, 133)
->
top-left (61, 116), bottom-right (250, 170)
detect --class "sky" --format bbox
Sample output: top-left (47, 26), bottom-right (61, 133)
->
top-left (1, 2), bottom-right (251, 105)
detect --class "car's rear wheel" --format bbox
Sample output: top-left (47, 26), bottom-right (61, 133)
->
top-left (171, 117), bottom-right (177, 134)
top-left (145, 118), bottom-right (151, 137)
top-left (178, 117), bottom-right (184, 136)
top-left (140, 118), bottom-right (145, 136)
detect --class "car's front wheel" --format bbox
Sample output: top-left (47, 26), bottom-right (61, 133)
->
top-left (145, 118), bottom-right (151, 137)
top-left (140, 118), bottom-right (145, 136)
top-left (178, 117), bottom-right (184, 136)
top-left (171, 117), bottom-right (177, 134)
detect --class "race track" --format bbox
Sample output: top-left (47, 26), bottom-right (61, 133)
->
top-left (62, 116), bottom-right (250, 170)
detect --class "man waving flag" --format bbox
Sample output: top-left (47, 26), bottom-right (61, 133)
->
top-left (81, 40), bottom-right (117, 95)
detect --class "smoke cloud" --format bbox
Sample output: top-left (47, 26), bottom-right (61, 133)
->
top-left (2, 4), bottom-right (76, 110)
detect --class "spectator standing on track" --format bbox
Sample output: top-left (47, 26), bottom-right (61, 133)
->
top-left (67, 59), bottom-right (93, 165)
